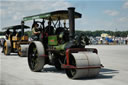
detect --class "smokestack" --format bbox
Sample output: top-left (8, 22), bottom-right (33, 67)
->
top-left (21, 21), bottom-right (24, 36)
top-left (68, 7), bottom-right (75, 40)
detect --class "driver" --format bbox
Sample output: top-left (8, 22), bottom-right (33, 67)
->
top-left (45, 21), bottom-right (54, 35)
top-left (32, 22), bottom-right (40, 40)
top-left (5, 29), bottom-right (10, 39)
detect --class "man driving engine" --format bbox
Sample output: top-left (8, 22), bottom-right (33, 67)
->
top-left (32, 22), bottom-right (40, 40)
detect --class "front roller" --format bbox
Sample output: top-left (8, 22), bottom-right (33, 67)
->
top-left (64, 52), bottom-right (101, 79)
top-left (28, 41), bottom-right (45, 72)
top-left (18, 45), bottom-right (29, 57)
top-left (3, 40), bottom-right (11, 55)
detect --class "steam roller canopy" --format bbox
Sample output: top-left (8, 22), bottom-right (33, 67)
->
top-left (65, 52), bottom-right (101, 79)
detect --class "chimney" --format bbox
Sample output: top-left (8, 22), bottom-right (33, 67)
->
top-left (68, 7), bottom-right (75, 40)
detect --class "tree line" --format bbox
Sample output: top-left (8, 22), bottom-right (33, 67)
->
top-left (0, 30), bottom-right (128, 37)
top-left (75, 30), bottom-right (128, 37)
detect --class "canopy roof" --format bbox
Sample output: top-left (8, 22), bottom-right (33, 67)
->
top-left (2, 25), bottom-right (30, 30)
top-left (23, 10), bottom-right (82, 21)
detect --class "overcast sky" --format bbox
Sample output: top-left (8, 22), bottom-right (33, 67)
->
top-left (0, 0), bottom-right (128, 31)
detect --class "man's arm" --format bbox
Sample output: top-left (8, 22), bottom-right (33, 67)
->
top-left (32, 28), bottom-right (40, 34)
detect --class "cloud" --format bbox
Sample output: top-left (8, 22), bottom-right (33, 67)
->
top-left (1, 1), bottom-right (71, 17)
top-left (13, 12), bottom-right (24, 20)
top-left (0, 0), bottom-right (71, 29)
top-left (104, 10), bottom-right (119, 16)
top-left (51, 1), bottom-right (71, 10)
top-left (118, 17), bottom-right (128, 22)
top-left (123, 1), bottom-right (128, 8)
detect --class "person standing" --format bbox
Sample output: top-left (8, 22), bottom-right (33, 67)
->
top-left (5, 29), bottom-right (10, 39)
top-left (45, 21), bottom-right (54, 35)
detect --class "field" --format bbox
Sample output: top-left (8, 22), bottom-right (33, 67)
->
top-left (0, 45), bottom-right (128, 85)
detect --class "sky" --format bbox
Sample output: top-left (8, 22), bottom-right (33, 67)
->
top-left (0, 0), bottom-right (128, 31)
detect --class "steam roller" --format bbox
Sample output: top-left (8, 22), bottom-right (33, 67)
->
top-left (24, 7), bottom-right (103, 79)
top-left (2, 23), bottom-right (30, 56)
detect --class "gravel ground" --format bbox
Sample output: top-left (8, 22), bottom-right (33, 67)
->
top-left (0, 45), bottom-right (128, 85)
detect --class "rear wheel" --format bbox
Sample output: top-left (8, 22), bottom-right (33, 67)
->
top-left (3, 40), bottom-right (11, 55)
top-left (28, 41), bottom-right (45, 72)
top-left (55, 59), bottom-right (62, 70)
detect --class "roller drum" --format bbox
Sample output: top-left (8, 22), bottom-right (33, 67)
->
top-left (66, 52), bottom-right (101, 79)
top-left (4, 40), bottom-right (11, 55)
top-left (20, 45), bottom-right (29, 57)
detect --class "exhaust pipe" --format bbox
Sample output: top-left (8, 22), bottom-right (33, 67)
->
top-left (68, 7), bottom-right (75, 40)
top-left (21, 21), bottom-right (24, 36)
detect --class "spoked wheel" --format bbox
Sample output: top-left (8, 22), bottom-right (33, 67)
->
top-left (65, 54), bottom-right (77, 79)
top-left (29, 47), bottom-right (38, 70)
top-left (55, 59), bottom-right (62, 70)
top-left (3, 40), bottom-right (11, 55)
top-left (54, 54), bottom-right (65, 70)
top-left (28, 41), bottom-right (45, 72)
